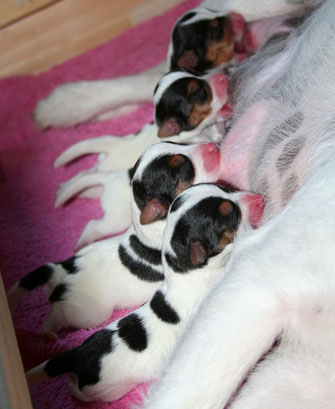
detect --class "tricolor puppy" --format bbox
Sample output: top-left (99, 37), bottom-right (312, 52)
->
top-left (32, 0), bottom-right (315, 129)
top-left (7, 142), bottom-right (220, 333)
top-left (52, 71), bottom-right (228, 247)
top-left (26, 183), bottom-right (264, 402)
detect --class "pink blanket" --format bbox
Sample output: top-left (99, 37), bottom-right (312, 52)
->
top-left (0, 1), bottom-right (200, 407)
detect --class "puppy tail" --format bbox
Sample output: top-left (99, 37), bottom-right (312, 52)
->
top-left (7, 264), bottom-right (55, 314)
top-left (54, 136), bottom-right (119, 168)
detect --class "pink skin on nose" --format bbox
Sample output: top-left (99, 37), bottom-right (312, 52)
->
top-left (196, 143), bottom-right (221, 174)
top-left (210, 73), bottom-right (228, 99)
top-left (242, 193), bottom-right (264, 228)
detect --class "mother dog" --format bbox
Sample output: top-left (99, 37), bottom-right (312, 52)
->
top-left (140, 1), bottom-right (335, 408)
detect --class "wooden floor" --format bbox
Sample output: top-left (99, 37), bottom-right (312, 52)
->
top-left (0, 0), bottom-right (184, 78)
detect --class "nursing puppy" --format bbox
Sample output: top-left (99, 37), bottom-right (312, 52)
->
top-left (7, 141), bottom-right (220, 333)
top-left (52, 71), bottom-right (228, 247)
top-left (26, 183), bottom-right (264, 402)
top-left (32, 0), bottom-right (316, 129)
top-left (139, 2), bottom-right (335, 409)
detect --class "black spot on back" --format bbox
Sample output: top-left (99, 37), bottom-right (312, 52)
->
top-left (49, 283), bottom-right (67, 303)
top-left (129, 235), bottom-right (162, 265)
top-left (150, 291), bottom-right (180, 324)
top-left (60, 256), bottom-right (78, 274)
top-left (19, 264), bottom-right (53, 290)
top-left (118, 314), bottom-right (148, 352)
top-left (118, 245), bottom-right (164, 282)
top-left (45, 329), bottom-right (114, 389)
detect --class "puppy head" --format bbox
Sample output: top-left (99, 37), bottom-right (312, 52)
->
top-left (168, 9), bottom-right (246, 74)
top-left (163, 183), bottom-right (264, 273)
top-left (154, 71), bottom-right (228, 139)
top-left (129, 143), bottom-right (221, 241)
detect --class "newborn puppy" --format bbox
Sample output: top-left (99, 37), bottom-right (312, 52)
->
top-left (7, 142), bottom-right (221, 334)
top-left (26, 183), bottom-right (264, 402)
top-left (168, 5), bottom-right (308, 74)
top-left (52, 71), bottom-right (228, 247)
top-left (33, 0), bottom-right (315, 129)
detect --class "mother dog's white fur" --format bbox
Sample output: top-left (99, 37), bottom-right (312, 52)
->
top-left (139, 1), bottom-right (335, 408)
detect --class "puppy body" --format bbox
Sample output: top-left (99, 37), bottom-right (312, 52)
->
top-left (8, 141), bottom-right (221, 332)
top-left (140, 2), bottom-right (335, 409)
top-left (26, 183), bottom-right (262, 402)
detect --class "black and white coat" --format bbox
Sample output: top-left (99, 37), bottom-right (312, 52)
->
top-left (7, 141), bottom-right (220, 333)
top-left (26, 183), bottom-right (263, 402)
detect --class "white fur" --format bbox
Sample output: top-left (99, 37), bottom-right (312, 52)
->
top-left (140, 2), bottom-right (335, 409)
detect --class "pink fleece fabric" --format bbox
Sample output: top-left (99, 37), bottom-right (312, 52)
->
top-left (0, 1), bottom-right (200, 408)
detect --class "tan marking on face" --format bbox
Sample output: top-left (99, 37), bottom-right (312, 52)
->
top-left (175, 179), bottom-right (193, 197)
top-left (169, 154), bottom-right (186, 168)
top-left (219, 200), bottom-right (234, 216)
top-left (217, 229), bottom-right (236, 251)
top-left (206, 18), bottom-right (235, 67)
top-left (187, 81), bottom-right (213, 128)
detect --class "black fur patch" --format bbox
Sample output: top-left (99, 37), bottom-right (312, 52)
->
top-left (132, 153), bottom-right (194, 215)
top-left (129, 235), bottom-right (162, 265)
top-left (150, 291), bottom-right (180, 324)
top-left (155, 77), bottom-right (211, 134)
top-left (60, 256), bottom-right (78, 274)
top-left (170, 195), bottom-right (185, 213)
top-left (118, 245), bottom-right (164, 282)
top-left (166, 196), bottom-right (241, 273)
top-left (45, 329), bottom-right (114, 389)
top-left (179, 11), bottom-right (196, 24)
top-left (117, 314), bottom-right (148, 352)
top-left (19, 264), bottom-right (53, 290)
top-left (49, 283), bottom-right (67, 303)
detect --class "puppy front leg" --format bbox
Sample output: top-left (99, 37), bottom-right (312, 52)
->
top-left (34, 62), bottom-right (167, 128)
top-left (54, 122), bottom-right (160, 172)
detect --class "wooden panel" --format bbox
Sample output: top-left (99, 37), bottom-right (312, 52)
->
top-left (0, 0), bottom-right (184, 78)
top-left (0, 0), bottom-right (58, 29)
top-left (0, 274), bottom-right (33, 409)
top-left (131, 0), bottom-right (186, 25)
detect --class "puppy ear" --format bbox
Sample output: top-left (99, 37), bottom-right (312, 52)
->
top-left (158, 118), bottom-right (181, 138)
top-left (140, 198), bottom-right (169, 225)
top-left (177, 50), bottom-right (199, 69)
top-left (190, 240), bottom-right (207, 266)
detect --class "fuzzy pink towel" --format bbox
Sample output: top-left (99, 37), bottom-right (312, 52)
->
top-left (0, 1), bottom-right (200, 408)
